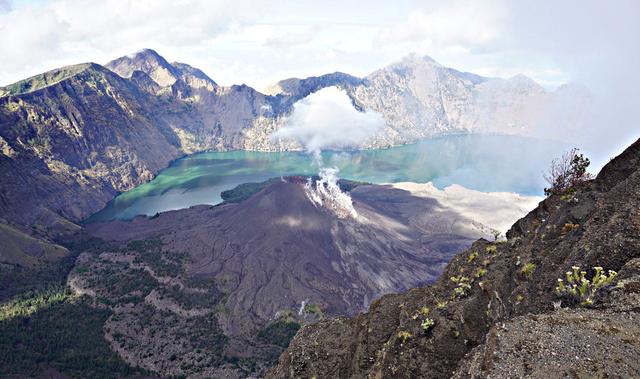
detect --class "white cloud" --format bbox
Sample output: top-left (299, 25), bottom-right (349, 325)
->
top-left (0, 0), bottom-right (264, 85)
top-left (264, 25), bottom-right (321, 49)
top-left (0, 0), bottom-right (638, 163)
top-left (273, 86), bottom-right (385, 152)
top-left (376, 0), bottom-right (508, 54)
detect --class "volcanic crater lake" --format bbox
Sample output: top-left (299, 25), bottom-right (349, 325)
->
top-left (87, 135), bottom-right (567, 222)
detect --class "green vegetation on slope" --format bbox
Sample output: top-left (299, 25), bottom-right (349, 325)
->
top-left (0, 63), bottom-right (92, 96)
top-left (0, 256), bottom-right (76, 302)
top-left (257, 320), bottom-right (301, 348)
top-left (0, 285), bottom-right (73, 321)
top-left (0, 233), bottom-right (112, 302)
top-left (0, 294), bottom-right (149, 378)
top-left (221, 178), bottom-right (280, 203)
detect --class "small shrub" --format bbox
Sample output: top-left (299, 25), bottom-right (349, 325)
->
top-left (521, 262), bottom-right (536, 279)
top-left (467, 252), bottom-right (478, 263)
top-left (555, 266), bottom-right (617, 306)
top-left (421, 318), bottom-right (435, 333)
top-left (436, 300), bottom-right (448, 309)
top-left (561, 223), bottom-right (580, 234)
top-left (485, 245), bottom-right (497, 254)
top-left (397, 331), bottom-right (412, 343)
top-left (412, 306), bottom-right (430, 320)
top-left (303, 303), bottom-right (322, 316)
top-left (544, 148), bottom-right (592, 196)
top-left (560, 188), bottom-right (577, 201)
top-left (450, 276), bottom-right (471, 299)
top-left (475, 268), bottom-right (488, 278)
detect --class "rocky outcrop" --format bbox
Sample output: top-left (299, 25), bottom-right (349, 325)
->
top-left (267, 138), bottom-right (640, 378)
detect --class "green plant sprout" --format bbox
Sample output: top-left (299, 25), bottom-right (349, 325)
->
top-left (521, 262), bottom-right (536, 279)
top-left (450, 275), bottom-right (471, 299)
top-left (421, 318), bottom-right (435, 332)
top-left (397, 330), bottom-right (412, 343)
top-left (555, 266), bottom-right (617, 306)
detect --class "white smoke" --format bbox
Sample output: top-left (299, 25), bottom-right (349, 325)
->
top-left (274, 86), bottom-right (384, 219)
top-left (273, 86), bottom-right (385, 152)
top-left (305, 167), bottom-right (359, 219)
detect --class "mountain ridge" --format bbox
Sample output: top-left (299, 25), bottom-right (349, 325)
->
top-left (0, 49), bottom-right (589, 257)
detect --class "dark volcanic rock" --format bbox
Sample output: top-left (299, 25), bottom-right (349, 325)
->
top-left (267, 138), bottom-right (640, 379)
top-left (86, 180), bottom-right (486, 332)
top-left (81, 179), bottom-right (491, 377)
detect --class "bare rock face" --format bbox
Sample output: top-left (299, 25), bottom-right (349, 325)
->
top-left (267, 138), bottom-right (640, 378)
top-left (0, 63), bottom-right (182, 233)
top-left (344, 55), bottom-right (571, 147)
top-left (106, 48), bottom-right (186, 87)
top-left (77, 179), bottom-right (497, 377)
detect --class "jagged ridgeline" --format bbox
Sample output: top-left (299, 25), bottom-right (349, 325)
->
top-left (0, 49), bottom-right (587, 237)
top-left (268, 138), bottom-right (640, 378)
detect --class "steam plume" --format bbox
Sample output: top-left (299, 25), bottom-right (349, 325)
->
top-left (274, 86), bottom-right (385, 218)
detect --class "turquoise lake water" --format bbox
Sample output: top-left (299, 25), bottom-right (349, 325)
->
top-left (87, 135), bottom-right (568, 222)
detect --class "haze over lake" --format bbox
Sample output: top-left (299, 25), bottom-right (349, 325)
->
top-left (87, 134), bottom-right (568, 222)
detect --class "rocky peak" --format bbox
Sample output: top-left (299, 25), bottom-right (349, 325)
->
top-left (171, 62), bottom-right (216, 86)
top-left (266, 72), bottom-right (361, 99)
top-left (106, 49), bottom-right (217, 91)
top-left (399, 53), bottom-right (441, 68)
top-left (106, 48), bottom-right (181, 87)
top-left (506, 73), bottom-right (545, 92)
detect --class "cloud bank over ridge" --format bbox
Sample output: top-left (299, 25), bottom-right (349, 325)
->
top-left (273, 86), bottom-right (385, 153)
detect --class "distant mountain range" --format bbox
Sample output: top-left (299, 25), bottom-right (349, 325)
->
top-left (0, 48), bottom-right (587, 240)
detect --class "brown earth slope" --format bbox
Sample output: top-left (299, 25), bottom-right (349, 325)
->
top-left (73, 179), bottom-right (495, 377)
top-left (268, 138), bottom-right (640, 378)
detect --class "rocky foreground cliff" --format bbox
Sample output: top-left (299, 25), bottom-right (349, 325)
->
top-left (268, 138), bottom-right (640, 378)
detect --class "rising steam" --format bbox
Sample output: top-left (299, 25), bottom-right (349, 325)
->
top-left (273, 86), bottom-right (385, 152)
top-left (274, 86), bottom-right (385, 219)
top-left (305, 167), bottom-right (359, 219)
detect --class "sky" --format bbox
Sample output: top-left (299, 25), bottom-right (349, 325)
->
top-left (0, 0), bottom-right (635, 90)
top-left (0, 0), bottom-right (638, 161)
